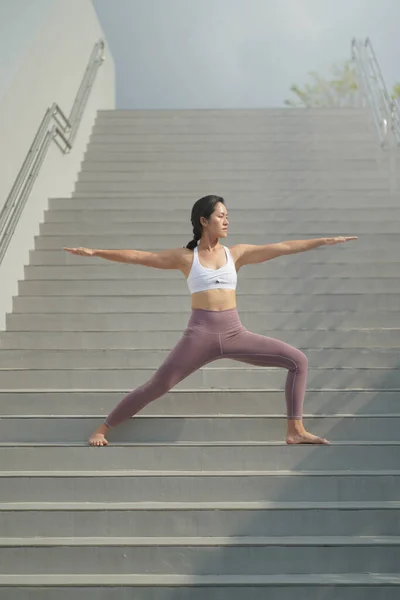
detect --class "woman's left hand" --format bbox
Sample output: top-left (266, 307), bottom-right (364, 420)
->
top-left (324, 236), bottom-right (358, 245)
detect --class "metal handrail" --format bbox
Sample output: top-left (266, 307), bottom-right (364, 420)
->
top-left (392, 97), bottom-right (400, 140)
top-left (0, 39), bottom-right (105, 264)
top-left (351, 37), bottom-right (400, 148)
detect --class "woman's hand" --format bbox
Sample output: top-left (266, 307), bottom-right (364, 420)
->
top-left (63, 247), bottom-right (95, 256)
top-left (324, 236), bottom-right (358, 246)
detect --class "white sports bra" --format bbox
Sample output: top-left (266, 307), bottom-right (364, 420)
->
top-left (186, 245), bottom-right (238, 294)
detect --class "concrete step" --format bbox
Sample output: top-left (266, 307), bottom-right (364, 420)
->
top-left (93, 110), bottom-right (372, 121)
top-left (88, 115), bottom-right (375, 128)
top-left (96, 107), bottom-right (371, 118)
top-left (10, 311), bottom-right (400, 332)
top-left (33, 234), bottom-right (397, 251)
top-left (76, 169), bottom-right (389, 183)
top-left (38, 220), bottom-right (400, 235)
top-left (11, 293), bottom-right (400, 313)
top-left (93, 122), bottom-right (373, 132)
top-left (84, 139), bottom-right (378, 151)
top-left (0, 390), bottom-right (396, 416)
top-left (29, 248), bottom-right (400, 265)
top-left (43, 207), bottom-right (400, 223)
top-left (85, 147), bottom-right (381, 160)
top-left (52, 193), bottom-right (400, 209)
top-left (55, 189), bottom-right (389, 199)
top-left (1, 443), bottom-right (399, 471)
top-left (91, 125), bottom-right (376, 135)
top-left (1, 469), bottom-right (399, 503)
top-left (22, 263), bottom-right (400, 281)
top-left (83, 147), bottom-right (381, 161)
top-left (91, 125), bottom-right (374, 136)
top-left (73, 179), bottom-right (389, 193)
top-left (64, 188), bottom-right (389, 198)
top-left (81, 158), bottom-right (383, 170)
top-left (7, 311), bottom-right (399, 332)
top-left (0, 365), bottom-right (395, 390)
top-left (0, 415), bottom-right (397, 444)
top-left (66, 188), bottom-right (391, 197)
top-left (17, 278), bottom-right (400, 296)
top-left (2, 329), bottom-right (399, 350)
top-left (1, 501), bottom-right (400, 538)
top-left (67, 196), bottom-right (400, 209)
top-left (81, 148), bottom-right (382, 161)
top-left (88, 129), bottom-right (377, 141)
top-left (81, 144), bottom-right (381, 157)
top-left (91, 122), bottom-right (376, 133)
top-left (87, 137), bottom-right (378, 151)
top-left (89, 111), bottom-right (374, 124)
top-left (86, 130), bottom-right (377, 143)
top-left (1, 574), bottom-right (400, 600)
top-left (1, 347), bottom-right (399, 369)
top-left (1, 535), bottom-right (400, 575)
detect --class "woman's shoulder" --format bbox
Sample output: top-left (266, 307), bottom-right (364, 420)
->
top-left (226, 244), bottom-right (241, 260)
top-left (176, 247), bottom-right (196, 277)
top-left (165, 247), bottom-right (194, 265)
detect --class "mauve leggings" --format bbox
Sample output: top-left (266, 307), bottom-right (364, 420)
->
top-left (104, 307), bottom-right (307, 427)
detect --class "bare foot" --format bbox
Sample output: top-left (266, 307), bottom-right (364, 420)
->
top-left (89, 424), bottom-right (109, 447)
top-left (286, 431), bottom-right (330, 445)
top-left (286, 418), bottom-right (330, 445)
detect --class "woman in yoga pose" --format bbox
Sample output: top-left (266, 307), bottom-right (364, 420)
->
top-left (64, 194), bottom-right (357, 447)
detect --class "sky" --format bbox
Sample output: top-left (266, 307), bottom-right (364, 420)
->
top-left (92, 0), bottom-right (400, 109)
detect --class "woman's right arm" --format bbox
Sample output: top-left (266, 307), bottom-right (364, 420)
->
top-left (63, 247), bottom-right (187, 270)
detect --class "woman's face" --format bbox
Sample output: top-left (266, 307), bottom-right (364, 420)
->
top-left (201, 202), bottom-right (229, 239)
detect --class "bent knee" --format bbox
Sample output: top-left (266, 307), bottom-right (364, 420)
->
top-left (298, 351), bottom-right (308, 369)
top-left (290, 350), bottom-right (308, 372)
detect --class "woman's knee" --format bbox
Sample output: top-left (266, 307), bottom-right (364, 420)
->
top-left (146, 372), bottom-right (178, 398)
top-left (298, 351), bottom-right (308, 370)
top-left (290, 350), bottom-right (308, 373)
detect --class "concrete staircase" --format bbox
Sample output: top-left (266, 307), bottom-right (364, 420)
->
top-left (1, 108), bottom-right (400, 598)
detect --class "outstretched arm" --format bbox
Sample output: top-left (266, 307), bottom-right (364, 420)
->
top-left (63, 247), bottom-right (187, 270)
top-left (233, 236), bottom-right (358, 268)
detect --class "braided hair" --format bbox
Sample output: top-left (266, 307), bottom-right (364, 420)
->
top-left (185, 195), bottom-right (225, 250)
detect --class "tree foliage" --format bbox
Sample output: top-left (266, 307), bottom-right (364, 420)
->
top-left (285, 60), bottom-right (400, 108)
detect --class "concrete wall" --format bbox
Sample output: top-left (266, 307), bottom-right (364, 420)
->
top-left (0, 0), bottom-right (115, 330)
top-left (0, 0), bottom-right (56, 100)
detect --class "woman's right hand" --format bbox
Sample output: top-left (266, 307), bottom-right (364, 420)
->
top-left (63, 247), bottom-right (95, 256)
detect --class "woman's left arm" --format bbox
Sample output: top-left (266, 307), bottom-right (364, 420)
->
top-left (232, 236), bottom-right (358, 268)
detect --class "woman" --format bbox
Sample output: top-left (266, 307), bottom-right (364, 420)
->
top-left (64, 195), bottom-right (357, 447)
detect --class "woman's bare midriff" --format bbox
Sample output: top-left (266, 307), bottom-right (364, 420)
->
top-left (190, 289), bottom-right (237, 311)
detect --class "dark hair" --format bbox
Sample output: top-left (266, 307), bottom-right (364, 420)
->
top-left (185, 195), bottom-right (225, 250)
